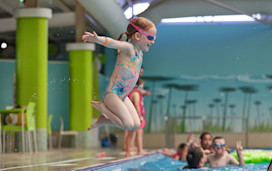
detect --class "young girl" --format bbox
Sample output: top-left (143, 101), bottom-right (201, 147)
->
top-left (125, 78), bottom-right (150, 157)
top-left (82, 17), bottom-right (157, 131)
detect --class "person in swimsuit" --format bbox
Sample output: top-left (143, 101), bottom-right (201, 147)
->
top-left (125, 78), bottom-right (150, 156)
top-left (206, 136), bottom-right (245, 168)
top-left (182, 147), bottom-right (206, 169)
top-left (122, 67), bottom-right (151, 154)
top-left (180, 133), bottom-right (213, 161)
top-left (82, 17), bottom-right (157, 130)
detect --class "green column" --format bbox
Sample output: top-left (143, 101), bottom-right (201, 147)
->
top-left (67, 43), bottom-right (95, 131)
top-left (92, 57), bottom-right (100, 118)
top-left (15, 8), bottom-right (52, 151)
top-left (67, 43), bottom-right (95, 148)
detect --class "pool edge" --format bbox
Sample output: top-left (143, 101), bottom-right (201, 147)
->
top-left (74, 152), bottom-right (158, 171)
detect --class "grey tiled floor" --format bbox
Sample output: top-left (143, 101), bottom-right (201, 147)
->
top-left (0, 147), bottom-right (134, 171)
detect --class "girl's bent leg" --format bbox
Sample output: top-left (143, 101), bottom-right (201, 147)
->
top-left (91, 99), bottom-right (128, 128)
top-left (88, 114), bottom-right (118, 130)
top-left (93, 93), bottom-right (135, 130)
top-left (123, 97), bottom-right (141, 129)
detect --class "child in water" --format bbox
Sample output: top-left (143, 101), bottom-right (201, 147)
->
top-left (182, 147), bottom-right (206, 169)
top-left (206, 136), bottom-right (245, 168)
top-left (82, 17), bottom-right (157, 131)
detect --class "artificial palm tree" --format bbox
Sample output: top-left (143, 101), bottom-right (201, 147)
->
top-left (163, 83), bottom-right (180, 118)
top-left (239, 86), bottom-right (257, 130)
top-left (186, 99), bottom-right (198, 130)
top-left (152, 100), bottom-right (159, 132)
top-left (208, 103), bottom-right (215, 126)
top-left (141, 76), bottom-right (175, 132)
top-left (229, 104), bottom-right (236, 131)
top-left (175, 84), bottom-right (199, 132)
top-left (219, 87), bottom-right (235, 131)
top-left (269, 107), bottom-right (272, 129)
top-left (157, 94), bottom-right (165, 132)
top-left (254, 101), bottom-right (261, 128)
top-left (213, 98), bottom-right (222, 124)
top-left (163, 83), bottom-right (180, 135)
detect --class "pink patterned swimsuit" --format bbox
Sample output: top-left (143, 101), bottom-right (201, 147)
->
top-left (104, 43), bottom-right (143, 101)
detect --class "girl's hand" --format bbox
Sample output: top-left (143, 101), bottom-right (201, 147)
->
top-left (82, 31), bottom-right (98, 43)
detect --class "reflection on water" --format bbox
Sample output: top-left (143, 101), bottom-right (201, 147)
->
top-left (92, 153), bottom-right (269, 171)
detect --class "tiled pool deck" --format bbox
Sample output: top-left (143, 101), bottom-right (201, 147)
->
top-left (0, 147), bottom-right (146, 171)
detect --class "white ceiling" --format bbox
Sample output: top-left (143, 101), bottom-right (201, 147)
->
top-left (139, 0), bottom-right (272, 25)
top-left (0, 0), bottom-right (271, 44)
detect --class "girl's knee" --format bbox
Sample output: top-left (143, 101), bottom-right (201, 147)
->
top-left (124, 123), bottom-right (140, 131)
top-left (128, 122), bottom-right (141, 130)
top-left (123, 120), bottom-right (135, 130)
top-left (132, 120), bottom-right (141, 130)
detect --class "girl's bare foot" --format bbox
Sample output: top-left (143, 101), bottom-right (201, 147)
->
top-left (91, 101), bottom-right (105, 111)
top-left (87, 114), bottom-right (111, 130)
top-left (90, 101), bottom-right (124, 129)
top-left (138, 150), bottom-right (148, 155)
top-left (125, 152), bottom-right (132, 157)
top-left (131, 146), bottom-right (138, 152)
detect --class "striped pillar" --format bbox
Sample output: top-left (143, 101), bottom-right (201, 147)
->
top-left (15, 8), bottom-right (52, 151)
top-left (66, 43), bottom-right (95, 147)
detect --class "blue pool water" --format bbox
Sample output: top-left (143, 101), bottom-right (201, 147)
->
top-left (81, 152), bottom-right (270, 171)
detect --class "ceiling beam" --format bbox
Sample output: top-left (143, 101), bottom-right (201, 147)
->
top-left (75, 1), bottom-right (85, 42)
top-left (205, 0), bottom-right (272, 26)
top-left (24, 0), bottom-right (38, 8)
top-left (78, 0), bottom-right (128, 39)
top-left (140, 0), bottom-right (272, 26)
top-left (53, 0), bottom-right (72, 12)
top-left (85, 13), bottom-right (106, 33)
top-left (0, 1), bottom-right (14, 15)
top-left (0, 12), bottom-right (76, 33)
top-left (53, 0), bottom-right (105, 35)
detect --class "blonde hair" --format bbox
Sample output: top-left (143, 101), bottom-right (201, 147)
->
top-left (118, 17), bottom-right (155, 42)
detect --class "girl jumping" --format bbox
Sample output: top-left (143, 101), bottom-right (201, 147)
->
top-left (82, 17), bottom-right (157, 131)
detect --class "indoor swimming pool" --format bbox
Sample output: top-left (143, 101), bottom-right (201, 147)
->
top-left (81, 151), bottom-right (271, 171)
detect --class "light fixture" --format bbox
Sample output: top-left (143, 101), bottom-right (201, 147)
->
top-left (161, 14), bottom-right (257, 23)
top-left (124, 3), bottom-right (150, 19)
top-left (1, 42), bottom-right (7, 49)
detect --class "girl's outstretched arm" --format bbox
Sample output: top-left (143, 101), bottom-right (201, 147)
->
top-left (82, 31), bottom-right (132, 52)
